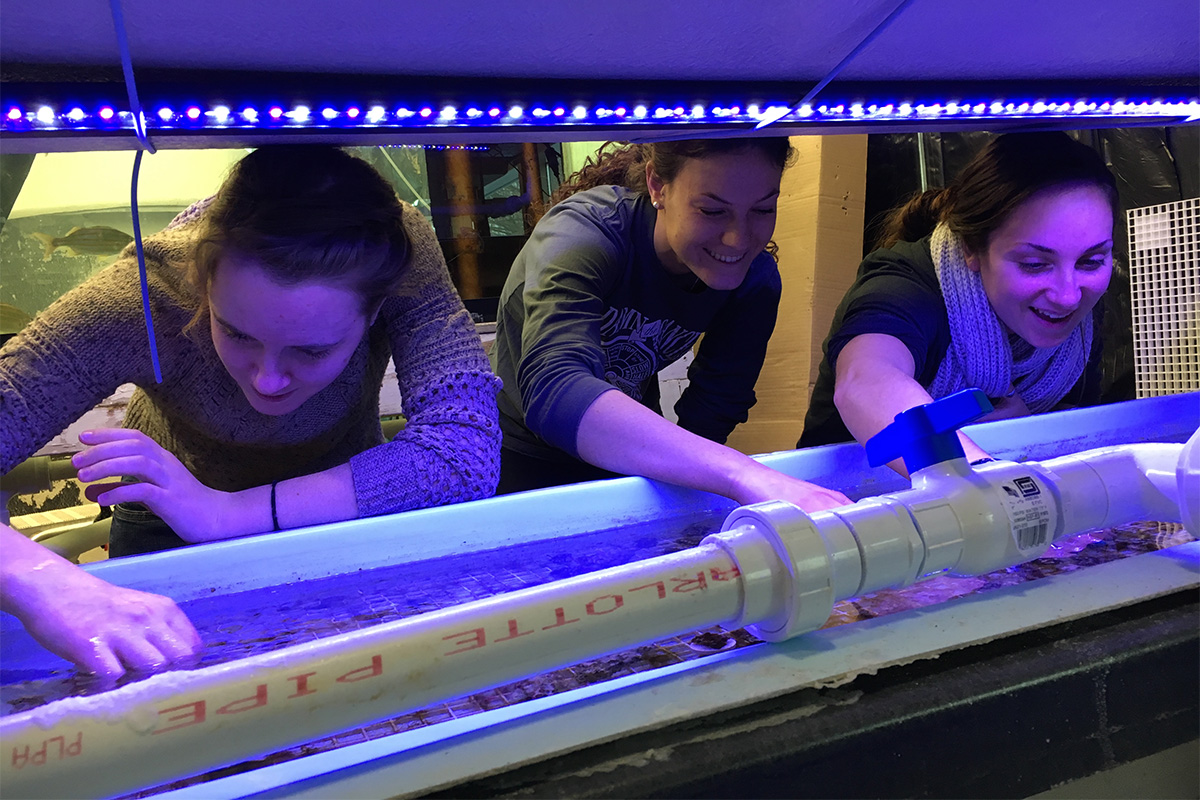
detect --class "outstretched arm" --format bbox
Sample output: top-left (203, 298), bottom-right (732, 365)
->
top-left (0, 524), bottom-right (202, 677)
top-left (576, 389), bottom-right (851, 512)
top-left (833, 333), bottom-right (992, 476)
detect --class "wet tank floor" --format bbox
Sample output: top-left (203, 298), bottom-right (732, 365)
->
top-left (0, 516), bottom-right (1192, 797)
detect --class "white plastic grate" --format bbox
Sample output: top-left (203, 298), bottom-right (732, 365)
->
top-left (1128, 197), bottom-right (1200, 397)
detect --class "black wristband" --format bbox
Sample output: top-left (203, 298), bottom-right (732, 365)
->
top-left (270, 481), bottom-right (281, 531)
top-left (970, 457), bottom-right (995, 466)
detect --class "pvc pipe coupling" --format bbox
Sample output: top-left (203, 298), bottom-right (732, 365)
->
top-left (703, 501), bottom-right (853, 642)
top-left (701, 456), bottom-right (1061, 643)
top-left (701, 430), bottom-right (1195, 644)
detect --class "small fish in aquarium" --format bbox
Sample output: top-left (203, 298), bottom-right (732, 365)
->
top-left (0, 303), bottom-right (33, 336)
top-left (28, 226), bottom-right (134, 261)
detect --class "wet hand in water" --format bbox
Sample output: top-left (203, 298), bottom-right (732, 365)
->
top-left (73, 428), bottom-right (227, 543)
top-left (24, 572), bottom-right (203, 679)
top-left (1, 527), bottom-right (204, 679)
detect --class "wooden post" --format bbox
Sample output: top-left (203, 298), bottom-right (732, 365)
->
top-left (520, 142), bottom-right (546, 229)
top-left (723, 135), bottom-right (868, 456)
top-left (443, 147), bottom-right (483, 298)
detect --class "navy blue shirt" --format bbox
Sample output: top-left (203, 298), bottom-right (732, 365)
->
top-left (492, 186), bottom-right (781, 461)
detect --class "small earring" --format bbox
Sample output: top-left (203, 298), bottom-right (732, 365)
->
top-left (652, 200), bottom-right (662, 209)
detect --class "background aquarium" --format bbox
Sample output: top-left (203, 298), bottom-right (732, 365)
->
top-left (0, 142), bottom-right (587, 342)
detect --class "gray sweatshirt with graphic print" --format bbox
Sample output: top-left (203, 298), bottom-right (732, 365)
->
top-left (491, 186), bottom-right (780, 462)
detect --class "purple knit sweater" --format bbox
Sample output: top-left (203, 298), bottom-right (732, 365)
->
top-left (0, 203), bottom-right (501, 517)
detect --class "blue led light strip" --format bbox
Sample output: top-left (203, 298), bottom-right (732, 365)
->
top-left (5, 96), bottom-right (1198, 135)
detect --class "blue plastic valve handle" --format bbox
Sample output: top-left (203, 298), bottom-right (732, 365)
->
top-left (864, 388), bottom-right (994, 473)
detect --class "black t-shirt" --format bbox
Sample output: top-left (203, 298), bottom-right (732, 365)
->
top-left (798, 237), bottom-right (1102, 448)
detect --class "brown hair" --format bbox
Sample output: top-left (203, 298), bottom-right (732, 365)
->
top-left (190, 146), bottom-right (411, 324)
top-left (875, 132), bottom-right (1119, 253)
top-left (550, 137), bottom-right (796, 257)
top-left (551, 138), bottom-right (796, 204)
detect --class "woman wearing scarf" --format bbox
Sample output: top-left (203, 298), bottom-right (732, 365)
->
top-left (798, 132), bottom-right (1117, 475)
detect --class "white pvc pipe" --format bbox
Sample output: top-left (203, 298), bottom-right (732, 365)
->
top-left (0, 542), bottom-right (744, 800)
top-left (1038, 443), bottom-right (1186, 534)
top-left (708, 437), bottom-right (1195, 642)
top-left (2, 435), bottom-right (1194, 798)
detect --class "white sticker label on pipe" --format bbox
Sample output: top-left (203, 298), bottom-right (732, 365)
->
top-left (996, 474), bottom-right (1053, 555)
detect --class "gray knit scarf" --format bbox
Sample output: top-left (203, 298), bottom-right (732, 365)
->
top-left (927, 223), bottom-right (1091, 413)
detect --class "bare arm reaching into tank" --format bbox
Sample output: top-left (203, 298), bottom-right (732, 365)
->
top-left (799, 132), bottom-right (1115, 469)
top-left (0, 524), bottom-right (202, 677)
top-left (577, 389), bottom-right (850, 510)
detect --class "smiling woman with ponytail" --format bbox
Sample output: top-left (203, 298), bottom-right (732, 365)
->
top-left (799, 132), bottom-right (1119, 475)
top-left (491, 137), bottom-right (849, 512)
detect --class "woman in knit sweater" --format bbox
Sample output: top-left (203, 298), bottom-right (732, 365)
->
top-left (492, 138), bottom-right (849, 512)
top-left (1, 146), bottom-right (501, 675)
top-left (798, 132), bottom-right (1117, 474)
